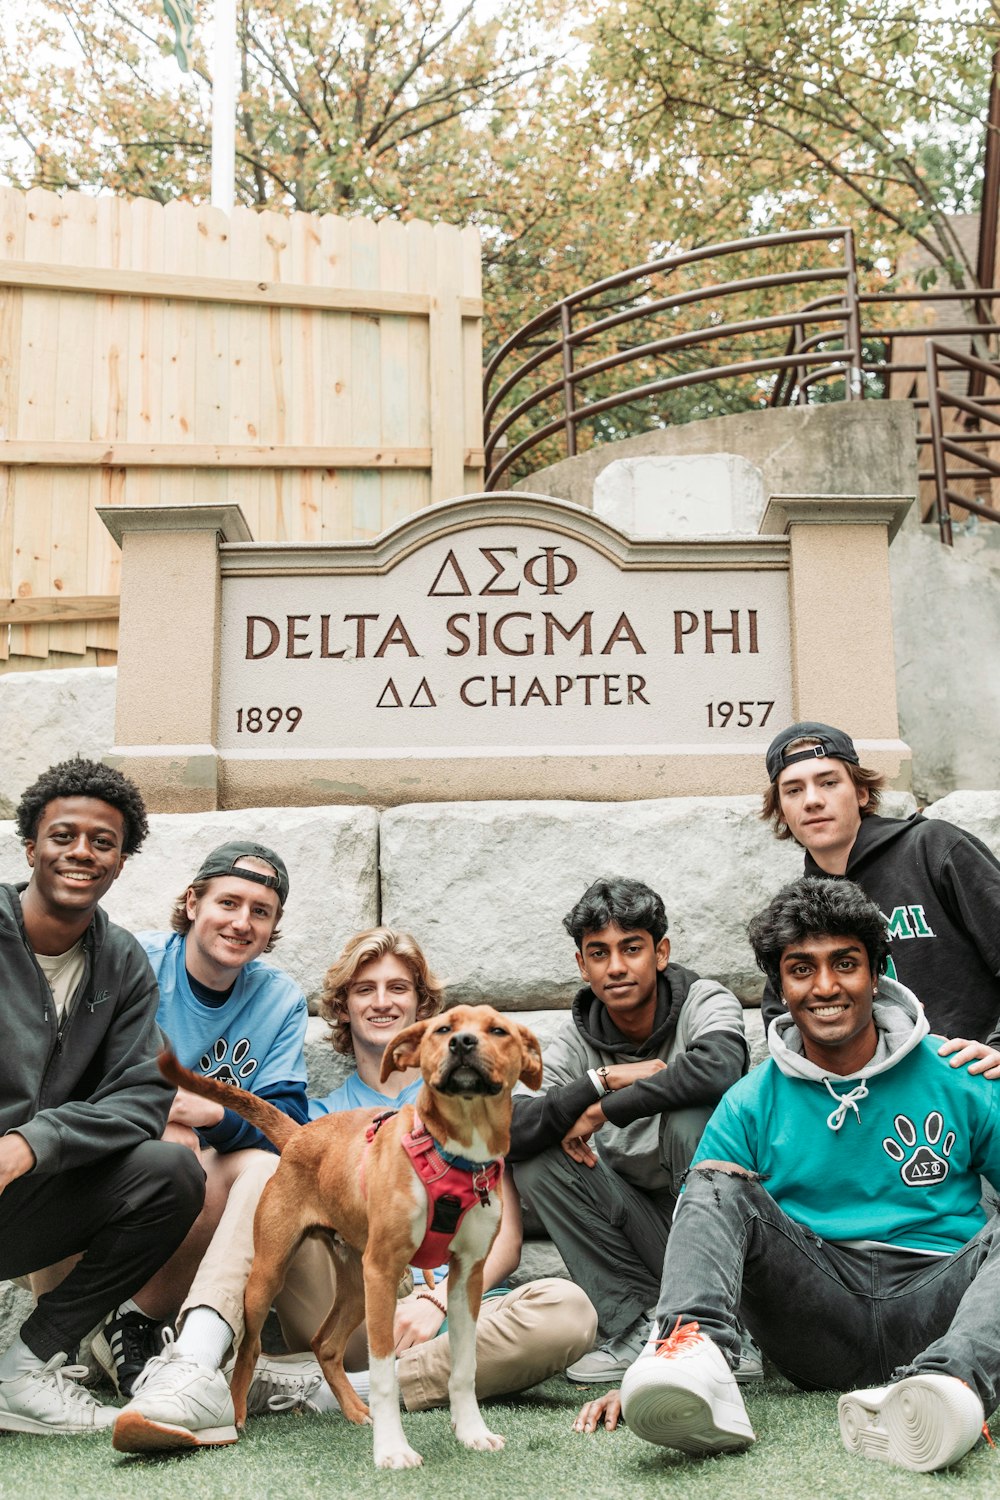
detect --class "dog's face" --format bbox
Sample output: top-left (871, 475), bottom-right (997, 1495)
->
top-left (380, 1003), bottom-right (543, 1097)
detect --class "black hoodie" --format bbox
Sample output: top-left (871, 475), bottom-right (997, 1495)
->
top-left (0, 884), bottom-right (174, 1176)
top-left (761, 814), bottom-right (1000, 1044)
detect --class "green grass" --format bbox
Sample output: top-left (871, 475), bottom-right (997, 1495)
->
top-left (1, 1374), bottom-right (998, 1500)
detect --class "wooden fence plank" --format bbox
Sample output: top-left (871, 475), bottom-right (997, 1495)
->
top-left (160, 201), bottom-right (198, 516)
top-left (378, 218), bottom-right (417, 530)
top-left (318, 212), bottom-right (353, 541)
top-left (11, 188), bottom-right (60, 659)
top-left (0, 261), bottom-right (462, 316)
top-left (0, 596), bottom-right (119, 625)
top-left (50, 192), bottom-right (97, 657)
top-left (0, 188), bottom-right (482, 671)
top-left (192, 202), bottom-right (231, 512)
top-left (348, 216), bottom-right (383, 538)
top-left (226, 206), bottom-right (264, 539)
top-left (0, 189), bottom-right (27, 661)
top-left (430, 223), bottom-right (466, 501)
top-left (0, 441), bottom-right (442, 467)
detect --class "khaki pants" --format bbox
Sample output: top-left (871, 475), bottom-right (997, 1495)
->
top-left (181, 1150), bottom-right (597, 1409)
top-left (179, 1149), bottom-right (334, 1348)
top-left (396, 1279), bottom-right (596, 1411)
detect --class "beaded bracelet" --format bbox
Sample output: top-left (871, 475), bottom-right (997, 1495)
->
top-left (416, 1292), bottom-right (447, 1317)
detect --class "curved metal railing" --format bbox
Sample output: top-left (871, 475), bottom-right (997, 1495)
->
top-left (482, 227), bottom-right (1000, 542)
top-left (483, 227), bottom-right (864, 490)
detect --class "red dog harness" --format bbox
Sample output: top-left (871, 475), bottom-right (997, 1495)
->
top-left (363, 1110), bottom-right (503, 1270)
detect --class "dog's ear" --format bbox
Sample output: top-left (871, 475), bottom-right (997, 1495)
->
top-left (515, 1024), bottom-right (544, 1092)
top-left (381, 1017), bottom-right (432, 1082)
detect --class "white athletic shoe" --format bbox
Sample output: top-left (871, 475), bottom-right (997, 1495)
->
top-left (244, 1353), bottom-right (334, 1415)
top-left (0, 1354), bottom-right (118, 1435)
top-left (839, 1372), bottom-right (985, 1472)
top-left (620, 1319), bottom-right (756, 1455)
top-left (112, 1344), bottom-right (237, 1452)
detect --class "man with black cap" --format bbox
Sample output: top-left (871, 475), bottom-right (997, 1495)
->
top-left (761, 721), bottom-right (1000, 1048)
top-left (95, 842), bottom-right (336, 1447)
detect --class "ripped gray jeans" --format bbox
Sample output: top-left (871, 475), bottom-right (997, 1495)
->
top-left (656, 1166), bottom-right (1000, 1412)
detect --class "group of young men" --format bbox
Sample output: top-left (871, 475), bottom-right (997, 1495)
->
top-left (2, 717), bottom-right (1000, 1475)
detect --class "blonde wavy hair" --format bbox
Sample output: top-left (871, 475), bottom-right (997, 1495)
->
top-left (320, 927), bottom-right (444, 1056)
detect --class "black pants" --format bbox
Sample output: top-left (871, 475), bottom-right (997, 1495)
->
top-left (0, 1140), bottom-right (205, 1361)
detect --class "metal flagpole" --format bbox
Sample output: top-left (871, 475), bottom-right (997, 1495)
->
top-left (210, 0), bottom-right (237, 213)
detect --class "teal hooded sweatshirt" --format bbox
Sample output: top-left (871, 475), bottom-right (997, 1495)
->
top-left (691, 979), bottom-right (1000, 1255)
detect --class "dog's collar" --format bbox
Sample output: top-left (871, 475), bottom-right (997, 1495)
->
top-left (408, 1112), bottom-right (499, 1176)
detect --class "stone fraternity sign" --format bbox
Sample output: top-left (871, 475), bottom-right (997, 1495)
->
top-left (219, 514), bottom-right (790, 758)
top-left (100, 491), bottom-right (911, 810)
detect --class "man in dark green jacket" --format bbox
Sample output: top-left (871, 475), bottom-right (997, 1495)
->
top-left (0, 757), bottom-right (204, 1436)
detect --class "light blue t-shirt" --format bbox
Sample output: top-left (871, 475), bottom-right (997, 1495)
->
top-left (308, 1073), bottom-right (422, 1119)
top-left (140, 930), bottom-right (308, 1091)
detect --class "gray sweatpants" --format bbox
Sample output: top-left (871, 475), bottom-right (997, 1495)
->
top-left (512, 1105), bottom-right (713, 1339)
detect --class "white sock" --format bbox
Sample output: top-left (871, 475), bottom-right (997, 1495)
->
top-left (0, 1336), bottom-right (45, 1382)
top-left (113, 1298), bottom-right (145, 1319)
top-left (174, 1307), bottom-right (234, 1370)
top-left (345, 1364), bottom-right (404, 1408)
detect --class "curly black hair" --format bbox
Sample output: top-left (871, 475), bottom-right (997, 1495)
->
top-left (747, 876), bottom-right (889, 988)
top-left (563, 876), bottom-right (668, 950)
top-left (15, 757), bottom-right (150, 856)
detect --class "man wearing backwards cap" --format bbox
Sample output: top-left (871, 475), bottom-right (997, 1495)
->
top-left (760, 722), bottom-right (1000, 1049)
top-left (96, 842), bottom-right (337, 1446)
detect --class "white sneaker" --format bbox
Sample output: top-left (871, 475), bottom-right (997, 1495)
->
top-left (839, 1373), bottom-right (984, 1472)
top-left (112, 1344), bottom-right (237, 1452)
top-left (620, 1320), bottom-right (756, 1455)
top-left (0, 1354), bottom-right (118, 1435)
top-left (565, 1316), bottom-right (651, 1383)
top-left (244, 1353), bottom-right (333, 1415)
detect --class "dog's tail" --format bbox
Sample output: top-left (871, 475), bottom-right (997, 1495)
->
top-left (158, 1049), bottom-right (302, 1153)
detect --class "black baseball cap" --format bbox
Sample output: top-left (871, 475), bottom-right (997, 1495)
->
top-left (765, 722), bottom-right (860, 784)
top-left (193, 841), bottom-right (289, 905)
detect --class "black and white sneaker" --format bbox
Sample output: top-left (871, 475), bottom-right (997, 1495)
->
top-left (92, 1308), bottom-right (169, 1397)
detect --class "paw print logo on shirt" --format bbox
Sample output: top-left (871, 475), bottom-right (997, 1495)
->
top-left (882, 1111), bottom-right (955, 1187)
top-left (199, 1036), bottom-right (258, 1089)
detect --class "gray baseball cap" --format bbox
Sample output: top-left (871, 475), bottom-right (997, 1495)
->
top-left (193, 841), bottom-right (289, 905)
top-left (765, 722), bottom-right (860, 784)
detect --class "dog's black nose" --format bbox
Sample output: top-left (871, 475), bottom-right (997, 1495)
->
top-left (449, 1031), bottom-right (478, 1056)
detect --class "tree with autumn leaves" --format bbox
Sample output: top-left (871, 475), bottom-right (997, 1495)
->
top-left (0, 0), bottom-right (995, 477)
top-left (1, 0), bottom-right (994, 335)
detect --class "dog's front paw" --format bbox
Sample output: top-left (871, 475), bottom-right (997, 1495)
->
top-left (455, 1421), bottom-right (505, 1452)
top-left (374, 1444), bottom-right (423, 1470)
top-left (469, 1431), bottom-right (505, 1453)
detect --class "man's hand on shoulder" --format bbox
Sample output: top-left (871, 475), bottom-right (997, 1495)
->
top-left (562, 1101), bottom-right (607, 1167)
top-left (0, 1132), bottom-right (35, 1196)
top-left (938, 1037), bottom-right (1000, 1080)
top-left (573, 1389), bottom-right (622, 1433)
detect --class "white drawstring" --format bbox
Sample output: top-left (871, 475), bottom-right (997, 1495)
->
top-left (823, 1075), bottom-right (869, 1131)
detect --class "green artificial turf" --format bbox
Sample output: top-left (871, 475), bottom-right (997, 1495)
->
top-left (0, 1373), bottom-right (997, 1500)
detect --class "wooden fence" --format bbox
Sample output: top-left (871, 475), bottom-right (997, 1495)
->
top-left (0, 187), bottom-right (483, 668)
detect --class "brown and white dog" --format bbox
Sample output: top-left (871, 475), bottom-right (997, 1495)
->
top-left (157, 1003), bottom-right (542, 1469)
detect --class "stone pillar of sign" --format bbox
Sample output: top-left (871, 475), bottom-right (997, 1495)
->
top-left (97, 503), bottom-right (252, 812)
top-left (759, 493), bottom-right (912, 783)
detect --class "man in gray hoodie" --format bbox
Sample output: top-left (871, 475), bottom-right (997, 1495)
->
top-left (0, 758), bottom-right (204, 1436)
top-left (510, 876), bottom-right (748, 1381)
